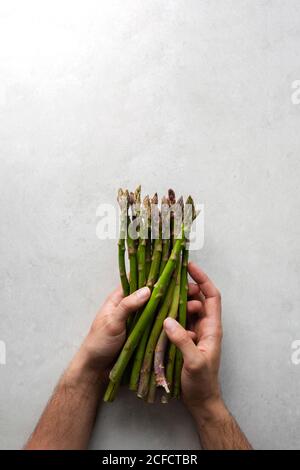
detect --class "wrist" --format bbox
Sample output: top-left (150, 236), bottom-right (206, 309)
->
top-left (66, 342), bottom-right (108, 390)
top-left (79, 333), bottom-right (109, 374)
top-left (188, 396), bottom-right (229, 429)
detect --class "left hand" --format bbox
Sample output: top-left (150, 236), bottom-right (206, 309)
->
top-left (81, 285), bottom-right (151, 372)
top-left (163, 262), bottom-right (223, 415)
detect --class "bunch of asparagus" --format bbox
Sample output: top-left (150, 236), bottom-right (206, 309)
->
top-left (104, 186), bottom-right (198, 403)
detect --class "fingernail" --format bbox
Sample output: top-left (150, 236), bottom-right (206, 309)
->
top-left (136, 287), bottom-right (150, 299)
top-left (164, 317), bottom-right (178, 333)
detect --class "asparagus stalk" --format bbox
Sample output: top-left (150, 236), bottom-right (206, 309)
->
top-left (126, 191), bottom-right (139, 332)
top-left (159, 194), bottom-right (171, 276)
top-left (132, 184), bottom-right (141, 243)
top-left (146, 194), bottom-right (162, 290)
top-left (154, 255), bottom-right (182, 392)
top-left (173, 245), bottom-right (189, 398)
top-left (137, 239), bottom-right (146, 288)
top-left (129, 318), bottom-right (152, 391)
top-left (147, 370), bottom-right (157, 403)
top-left (127, 224), bottom-right (138, 294)
top-left (117, 189), bottom-right (130, 297)
top-left (137, 263), bottom-right (178, 398)
top-left (163, 342), bottom-right (177, 402)
top-left (103, 378), bottom-right (120, 402)
top-left (154, 331), bottom-right (169, 392)
top-left (128, 188), bottom-right (140, 293)
top-left (137, 195), bottom-right (150, 289)
top-left (145, 234), bottom-right (152, 279)
top-left (129, 196), bottom-right (151, 335)
top-left (147, 237), bottom-right (162, 290)
top-left (109, 233), bottom-right (184, 385)
top-left (160, 239), bottom-right (170, 276)
top-left (168, 188), bottom-right (176, 250)
top-left (145, 195), bottom-right (152, 279)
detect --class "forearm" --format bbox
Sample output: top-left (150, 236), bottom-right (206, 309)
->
top-left (191, 399), bottom-right (252, 450)
top-left (25, 344), bottom-right (107, 450)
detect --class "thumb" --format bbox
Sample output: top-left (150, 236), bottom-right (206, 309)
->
top-left (164, 318), bottom-right (196, 363)
top-left (115, 287), bottom-right (151, 322)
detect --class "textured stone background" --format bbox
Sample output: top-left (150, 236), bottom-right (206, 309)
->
top-left (0, 0), bottom-right (300, 450)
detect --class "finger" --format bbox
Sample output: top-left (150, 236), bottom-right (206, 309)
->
top-left (198, 307), bottom-right (223, 346)
top-left (188, 283), bottom-right (205, 306)
top-left (105, 285), bottom-right (124, 307)
top-left (114, 286), bottom-right (151, 322)
top-left (187, 300), bottom-right (203, 316)
top-left (188, 282), bottom-right (200, 298)
top-left (188, 262), bottom-right (221, 300)
top-left (191, 292), bottom-right (206, 303)
top-left (163, 318), bottom-right (196, 363)
top-left (187, 330), bottom-right (197, 342)
top-left (188, 262), bottom-right (222, 347)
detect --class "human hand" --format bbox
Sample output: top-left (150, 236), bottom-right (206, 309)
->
top-left (163, 262), bottom-right (223, 417)
top-left (81, 285), bottom-right (151, 373)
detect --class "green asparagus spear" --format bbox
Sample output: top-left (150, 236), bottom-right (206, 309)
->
top-left (159, 194), bottom-right (171, 275)
top-left (147, 370), bottom-right (157, 403)
top-left (173, 245), bottom-right (189, 398)
top-left (117, 189), bottom-right (129, 296)
top-left (146, 194), bottom-right (162, 290)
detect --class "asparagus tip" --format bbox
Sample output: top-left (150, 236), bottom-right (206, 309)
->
top-left (151, 192), bottom-right (158, 205)
top-left (186, 194), bottom-right (193, 205)
top-left (128, 191), bottom-right (135, 206)
top-left (168, 188), bottom-right (176, 205)
top-left (177, 195), bottom-right (184, 208)
top-left (123, 189), bottom-right (129, 202)
top-left (186, 195), bottom-right (197, 220)
top-left (117, 188), bottom-right (128, 211)
top-left (143, 195), bottom-right (150, 208)
top-left (134, 185), bottom-right (141, 204)
top-left (161, 195), bottom-right (169, 206)
top-left (143, 195), bottom-right (151, 223)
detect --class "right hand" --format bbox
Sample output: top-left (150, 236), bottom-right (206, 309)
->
top-left (163, 262), bottom-right (223, 416)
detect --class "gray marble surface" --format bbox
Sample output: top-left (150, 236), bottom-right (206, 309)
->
top-left (1, 1), bottom-right (300, 450)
